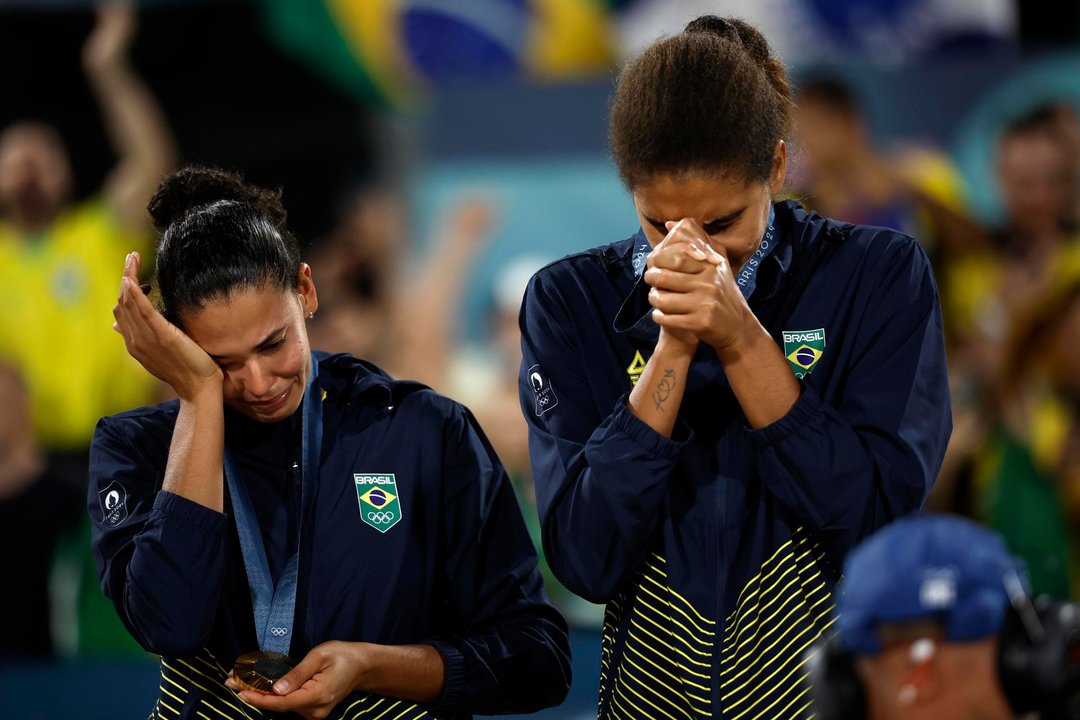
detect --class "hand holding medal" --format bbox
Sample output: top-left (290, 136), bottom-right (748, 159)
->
top-left (228, 651), bottom-right (298, 694)
top-left (226, 641), bottom-right (372, 719)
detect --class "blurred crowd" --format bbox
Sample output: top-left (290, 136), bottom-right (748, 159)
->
top-left (2, 0), bottom-right (1080, 676)
top-left (790, 77), bottom-right (1080, 602)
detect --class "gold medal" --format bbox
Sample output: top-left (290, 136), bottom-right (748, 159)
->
top-left (232, 651), bottom-right (298, 693)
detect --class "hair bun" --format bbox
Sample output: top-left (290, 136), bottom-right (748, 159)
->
top-left (684, 15), bottom-right (771, 68)
top-left (148, 165), bottom-right (287, 233)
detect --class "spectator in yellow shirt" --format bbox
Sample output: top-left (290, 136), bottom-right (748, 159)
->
top-left (0, 3), bottom-right (176, 463)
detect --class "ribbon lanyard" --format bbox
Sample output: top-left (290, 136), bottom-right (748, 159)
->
top-left (633, 205), bottom-right (777, 301)
top-left (733, 204), bottom-right (776, 300)
top-left (223, 355), bottom-right (322, 654)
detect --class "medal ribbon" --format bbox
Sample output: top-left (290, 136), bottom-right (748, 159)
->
top-left (224, 354), bottom-right (322, 654)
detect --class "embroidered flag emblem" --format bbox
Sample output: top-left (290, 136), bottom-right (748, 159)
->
top-left (354, 473), bottom-right (402, 533)
top-left (783, 328), bottom-right (827, 379)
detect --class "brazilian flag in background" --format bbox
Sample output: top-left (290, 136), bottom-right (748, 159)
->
top-left (261, 0), bottom-right (617, 108)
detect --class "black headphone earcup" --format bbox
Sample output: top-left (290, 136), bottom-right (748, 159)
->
top-left (998, 603), bottom-right (1041, 714)
top-left (808, 635), bottom-right (868, 720)
top-left (998, 598), bottom-right (1080, 718)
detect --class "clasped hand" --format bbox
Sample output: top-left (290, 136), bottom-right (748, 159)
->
top-left (643, 219), bottom-right (752, 353)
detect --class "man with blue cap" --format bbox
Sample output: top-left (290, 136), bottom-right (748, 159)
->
top-left (818, 514), bottom-right (1080, 720)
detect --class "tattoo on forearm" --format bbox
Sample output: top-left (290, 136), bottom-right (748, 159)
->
top-left (653, 369), bottom-right (677, 411)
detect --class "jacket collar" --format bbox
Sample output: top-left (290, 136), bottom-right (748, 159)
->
top-left (313, 351), bottom-right (409, 409)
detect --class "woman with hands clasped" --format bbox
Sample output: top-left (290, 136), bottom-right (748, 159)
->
top-left (92, 166), bottom-right (570, 720)
top-left (518, 15), bottom-right (951, 719)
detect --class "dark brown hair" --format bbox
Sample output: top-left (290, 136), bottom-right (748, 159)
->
top-left (609, 15), bottom-right (792, 189)
top-left (148, 165), bottom-right (302, 327)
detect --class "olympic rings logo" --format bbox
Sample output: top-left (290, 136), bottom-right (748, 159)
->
top-left (367, 511), bottom-right (396, 523)
top-left (270, 627), bottom-right (288, 637)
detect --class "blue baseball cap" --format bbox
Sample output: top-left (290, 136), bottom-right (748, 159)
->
top-left (837, 514), bottom-right (1025, 655)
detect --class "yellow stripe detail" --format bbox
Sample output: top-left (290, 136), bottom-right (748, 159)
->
top-left (613, 673), bottom-right (683, 720)
top-left (601, 553), bottom-right (715, 719)
top-left (717, 529), bottom-right (836, 720)
top-left (722, 564), bottom-right (826, 661)
top-left (195, 654), bottom-right (229, 676)
top-left (388, 704), bottom-right (422, 720)
top-left (622, 648), bottom-right (710, 710)
top-left (634, 594), bottom-right (715, 655)
top-left (343, 699), bottom-right (390, 716)
top-left (157, 698), bottom-right (179, 718)
top-left (728, 643), bottom-right (816, 720)
top-left (647, 554), bottom-right (716, 627)
top-left (619, 659), bottom-right (694, 717)
top-left (725, 611), bottom-right (836, 705)
top-left (174, 657), bottom-right (228, 687)
top-left (368, 699), bottom-right (404, 720)
top-left (610, 683), bottom-right (653, 719)
top-left (639, 572), bottom-right (717, 637)
top-left (159, 683), bottom-right (186, 708)
top-left (721, 591), bottom-right (832, 686)
top-left (626, 626), bottom-right (712, 680)
top-left (746, 677), bottom-right (812, 720)
top-left (629, 616), bottom-right (712, 668)
top-left (161, 660), bottom-right (255, 719)
top-left (725, 561), bottom-right (825, 664)
top-left (723, 539), bottom-right (796, 627)
top-left (625, 640), bottom-right (711, 694)
top-left (723, 543), bottom-right (819, 644)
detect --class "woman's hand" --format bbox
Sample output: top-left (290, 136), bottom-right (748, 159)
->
top-left (226, 642), bottom-right (445, 718)
top-left (227, 642), bottom-right (369, 720)
top-left (644, 219), bottom-right (753, 353)
top-left (112, 251), bottom-right (222, 400)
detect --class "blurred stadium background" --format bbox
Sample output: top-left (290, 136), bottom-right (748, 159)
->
top-left (1, 0), bottom-right (1079, 717)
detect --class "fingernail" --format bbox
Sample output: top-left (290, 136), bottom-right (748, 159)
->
top-left (124, 253), bottom-right (132, 270)
top-left (273, 680), bottom-right (289, 694)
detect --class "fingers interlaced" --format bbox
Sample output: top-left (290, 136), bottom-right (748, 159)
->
top-left (648, 288), bottom-right (701, 316)
top-left (644, 267), bottom-right (701, 293)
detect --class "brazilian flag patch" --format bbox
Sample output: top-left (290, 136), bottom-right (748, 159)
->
top-left (783, 328), bottom-right (826, 379)
top-left (354, 473), bottom-right (402, 533)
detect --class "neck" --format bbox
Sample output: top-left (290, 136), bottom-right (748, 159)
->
top-left (4, 204), bottom-right (58, 236)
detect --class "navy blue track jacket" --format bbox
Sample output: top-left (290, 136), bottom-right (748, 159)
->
top-left (89, 352), bottom-right (571, 720)
top-left (518, 200), bottom-right (951, 719)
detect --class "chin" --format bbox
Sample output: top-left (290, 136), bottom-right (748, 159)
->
top-left (233, 380), bottom-right (304, 423)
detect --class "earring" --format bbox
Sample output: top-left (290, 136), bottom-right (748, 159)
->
top-left (307, 311), bottom-right (315, 320)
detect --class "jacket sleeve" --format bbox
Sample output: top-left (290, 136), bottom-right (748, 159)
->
top-left (88, 414), bottom-right (228, 657)
top-left (748, 236), bottom-right (952, 551)
top-left (424, 403), bottom-right (572, 716)
top-left (518, 271), bottom-right (693, 604)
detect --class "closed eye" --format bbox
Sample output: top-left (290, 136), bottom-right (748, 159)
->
top-left (645, 217), bottom-right (667, 234)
